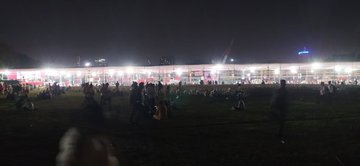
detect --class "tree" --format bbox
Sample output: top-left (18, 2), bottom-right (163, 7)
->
top-left (0, 42), bottom-right (41, 68)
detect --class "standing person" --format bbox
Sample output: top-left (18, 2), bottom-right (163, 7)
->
top-left (145, 83), bottom-right (156, 116)
top-left (129, 82), bottom-right (137, 124)
top-left (153, 82), bottom-right (167, 120)
top-left (0, 83), bottom-right (3, 95)
top-left (178, 81), bottom-right (182, 91)
top-left (115, 81), bottom-right (120, 95)
top-left (129, 82), bottom-right (143, 125)
top-left (100, 83), bottom-right (112, 110)
top-left (115, 81), bottom-right (120, 90)
top-left (164, 85), bottom-right (172, 117)
top-left (138, 82), bottom-right (145, 115)
top-left (318, 82), bottom-right (329, 104)
top-left (84, 83), bottom-right (95, 99)
top-left (83, 83), bottom-right (89, 96)
top-left (232, 86), bottom-right (246, 111)
top-left (82, 83), bottom-right (103, 125)
top-left (327, 81), bottom-right (336, 104)
top-left (271, 79), bottom-right (288, 142)
top-left (83, 83), bottom-right (95, 105)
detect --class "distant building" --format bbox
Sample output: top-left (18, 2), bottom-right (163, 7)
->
top-left (2, 61), bottom-right (360, 86)
top-left (160, 56), bottom-right (174, 65)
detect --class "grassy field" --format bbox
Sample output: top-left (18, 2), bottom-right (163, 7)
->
top-left (1, 85), bottom-right (360, 166)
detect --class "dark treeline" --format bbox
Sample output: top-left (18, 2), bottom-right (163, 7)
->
top-left (0, 43), bottom-right (41, 69)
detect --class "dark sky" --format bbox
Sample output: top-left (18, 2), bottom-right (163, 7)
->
top-left (1, 0), bottom-right (360, 66)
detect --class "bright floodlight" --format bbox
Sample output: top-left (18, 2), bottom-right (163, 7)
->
top-left (66, 73), bottom-right (72, 78)
top-left (126, 67), bottom-right (134, 74)
top-left (142, 69), bottom-right (151, 75)
top-left (84, 62), bottom-right (91, 67)
top-left (274, 69), bottom-right (280, 75)
top-left (249, 67), bottom-right (256, 73)
top-left (230, 58), bottom-right (234, 62)
top-left (290, 66), bottom-right (298, 74)
top-left (311, 62), bottom-right (322, 70)
top-left (108, 69), bottom-right (115, 76)
top-left (3, 70), bottom-right (10, 75)
top-left (345, 67), bottom-right (353, 74)
top-left (335, 65), bottom-right (342, 73)
top-left (214, 64), bottom-right (223, 70)
top-left (175, 68), bottom-right (183, 76)
top-left (76, 71), bottom-right (82, 76)
top-left (44, 69), bottom-right (57, 76)
top-left (117, 71), bottom-right (124, 76)
top-left (211, 64), bottom-right (223, 74)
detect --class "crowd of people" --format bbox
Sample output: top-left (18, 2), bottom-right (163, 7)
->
top-left (37, 82), bottom-right (66, 100)
top-left (1, 78), bottom-right (344, 141)
top-left (0, 82), bottom-right (34, 100)
top-left (0, 82), bottom-right (36, 111)
top-left (80, 80), bottom-right (175, 125)
top-left (2, 78), bottom-right (350, 166)
top-left (318, 81), bottom-right (337, 104)
top-left (129, 81), bottom-right (172, 124)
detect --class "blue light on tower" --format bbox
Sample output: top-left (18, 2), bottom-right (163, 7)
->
top-left (298, 47), bottom-right (310, 55)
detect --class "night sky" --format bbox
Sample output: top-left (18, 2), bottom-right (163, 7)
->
top-left (1, 0), bottom-right (360, 66)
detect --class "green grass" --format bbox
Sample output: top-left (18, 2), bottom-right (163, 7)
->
top-left (0, 86), bottom-right (360, 166)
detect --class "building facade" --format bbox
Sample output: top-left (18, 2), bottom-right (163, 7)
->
top-left (0, 62), bottom-right (359, 86)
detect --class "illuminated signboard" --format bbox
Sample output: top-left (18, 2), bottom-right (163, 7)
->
top-left (298, 47), bottom-right (310, 55)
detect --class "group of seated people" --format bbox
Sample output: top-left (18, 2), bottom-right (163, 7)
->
top-left (37, 89), bottom-right (52, 100)
top-left (16, 95), bottom-right (36, 111)
top-left (37, 83), bottom-right (68, 100)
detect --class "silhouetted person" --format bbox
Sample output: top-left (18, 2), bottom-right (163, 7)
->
top-left (164, 85), bottom-right (172, 117)
top-left (271, 79), bottom-right (288, 141)
top-left (232, 88), bottom-right (246, 111)
top-left (129, 82), bottom-right (143, 125)
top-left (145, 83), bottom-right (156, 115)
top-left (327, 81), bottom-right (336, 104)
top-left (318, 82), bottom-right (329, 104)
top-left (153, 82), bottom-right (168, 120)
top-left (115, 81), bottom-right (120, 91)
top-left (100, 83), bottom-right (112, 110)
top-left (82, 83), bottom-right (103, 126)
top-left (200, 80), bottom-right (204, 85)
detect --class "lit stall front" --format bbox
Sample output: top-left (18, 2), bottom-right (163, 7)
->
top-left (0, 62), bottom-right (359, 86)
